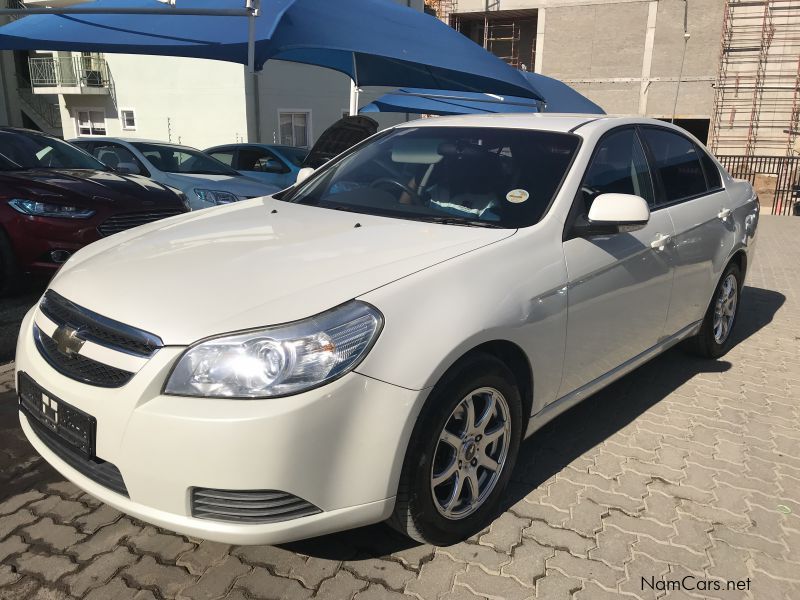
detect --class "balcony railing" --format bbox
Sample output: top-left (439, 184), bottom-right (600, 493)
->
top-left (28, 55), bottom-right (110, 90)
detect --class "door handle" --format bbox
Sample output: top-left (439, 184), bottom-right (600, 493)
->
top-left (650, 233), bottom-right (671, 250)
top-left (718, 208), bottom-right (732, 221)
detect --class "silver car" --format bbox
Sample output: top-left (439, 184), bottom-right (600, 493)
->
top-left (70, 137), bottom-right (280, 210)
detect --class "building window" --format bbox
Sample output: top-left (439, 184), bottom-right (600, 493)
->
top-left (121, 109), bottom-right (136, 131)
top-left (452, 9), bottom-right (538, 72)
top-left (75, 109), bottom-right (106, 136)
top-left (279, 111), bottom-right (310, 148)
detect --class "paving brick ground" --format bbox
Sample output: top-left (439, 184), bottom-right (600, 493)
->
top-left (1, 214), bottom-right (798, 600)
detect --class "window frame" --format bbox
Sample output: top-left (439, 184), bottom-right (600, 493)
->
top-left (74, 108), bottom-right (107, 137)
top-left (120, 108), bottom-right (137, 131)
top-left (563, 125), bottom-right (655, 242)
top-left (277, 109), bottom-right (312, 148)
top-left (636, 125), bottom-right (724, 209)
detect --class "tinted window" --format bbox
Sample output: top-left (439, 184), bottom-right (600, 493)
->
top-left (698, 148), bottom-right (722, 190)
top-left (132, 142), bottom-right (239, 175)
top-left (0, 131), bottom-right (107, 171)
top-left (579, 128), bottom-right (654, 213)
top-left (239, 148), bottom-right (288, 174)
top-left (641, 128), bottom-right (707, 203)
top-left (208, 150), bottom-right (234, 166)
top-left (93, 144), bottom-right (140, 170)
top-left (287, 126), bottom-right (580, 229)
top-left (275, 146), bottom-right (307, 167)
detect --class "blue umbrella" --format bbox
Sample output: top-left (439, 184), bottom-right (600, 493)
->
top-left (0, 0), bottom-right (542, 99)
top-left (360, 72), bottom-right (605, 116)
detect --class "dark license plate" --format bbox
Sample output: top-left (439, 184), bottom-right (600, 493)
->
top-left (18, 371), bottom-right (96, 459)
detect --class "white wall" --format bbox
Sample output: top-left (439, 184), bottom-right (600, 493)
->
top-left (59, 54), bottom-right (249, 149)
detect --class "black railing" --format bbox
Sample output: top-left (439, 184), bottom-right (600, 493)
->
top-left (717, 155), bottom-right (800, 216)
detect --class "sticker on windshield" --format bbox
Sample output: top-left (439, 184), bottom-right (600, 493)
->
top-left (506, 189), bottom-right (529, 204)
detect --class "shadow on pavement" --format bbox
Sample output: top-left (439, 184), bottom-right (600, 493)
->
top-left (0, 286), bottom-right (786, 560)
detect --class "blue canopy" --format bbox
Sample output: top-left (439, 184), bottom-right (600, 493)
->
top-left (0, 0), bottom-right (542, 99)
top-left (361, 72), bottom-right (605, 116)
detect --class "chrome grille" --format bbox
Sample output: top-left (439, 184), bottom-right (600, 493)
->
top-left (191, 488), bottom-right (321, 524)
top-left (40, 290), bottom-right (162, 357)
top-left (97, 209), bottom-right (184, 237)
top-left (34, 326), bottom-right (134, 388)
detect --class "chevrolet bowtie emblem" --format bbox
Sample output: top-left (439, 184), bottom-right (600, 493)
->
top-left (52, 325), bottom-right (85, 357)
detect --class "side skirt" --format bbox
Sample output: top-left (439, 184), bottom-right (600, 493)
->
top-left (524, 320), bottom-right (702, 438)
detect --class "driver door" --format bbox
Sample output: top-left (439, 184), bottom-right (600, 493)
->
top-left (558, 127), bottom-right (676, 398)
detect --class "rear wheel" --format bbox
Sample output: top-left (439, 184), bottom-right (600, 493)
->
top-left (686, 262), bottom-right (741, 358)
top-left (389, 354), bottom-right (523, 545)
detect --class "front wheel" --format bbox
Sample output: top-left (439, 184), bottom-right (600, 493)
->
top-left (389, 354), bottom-right (523, 545)
top-left (686, 262), bottom-right (742, 358)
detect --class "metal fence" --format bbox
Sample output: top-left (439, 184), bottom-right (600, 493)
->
top-left (717, 155), bottom-right (800, 216)
top-left (28, 55), bottom-right (110, 89)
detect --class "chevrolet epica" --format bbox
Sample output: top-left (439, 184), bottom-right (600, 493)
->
top-left (15, 115), bottom-right (759, 546)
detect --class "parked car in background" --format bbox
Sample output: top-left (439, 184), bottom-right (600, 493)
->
top-left (0, 128), bottom-right (188, 294)
top-left (16, 115), bottom-right (758, 547)
top-left (204, 143), bottom-right (307, 189)
top-left (70, 138), bottom-right (280, 210)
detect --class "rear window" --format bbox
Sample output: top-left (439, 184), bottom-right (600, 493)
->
top-left (698, 147), bottom-right (722, 190)
top-left (287, 126), bottom-right (580, 229)
top-left (640, 128), bottom-right (707, 204)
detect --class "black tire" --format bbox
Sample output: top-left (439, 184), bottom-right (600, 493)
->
top-left (0, 228), bottom-right (21, 297)
top-left (388, 353), bottom-right (523, 545)
top-left (686, 262), bottom-right (742, 358)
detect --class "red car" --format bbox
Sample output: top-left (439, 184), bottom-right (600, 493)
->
top-left (0, 128), bottom-right (189, 294)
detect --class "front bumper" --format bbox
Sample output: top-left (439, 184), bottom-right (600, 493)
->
top-left (15, 306), bottom-right (425, 545)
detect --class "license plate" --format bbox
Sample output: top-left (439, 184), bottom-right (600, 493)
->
top-left (18, 372), bottom-right (96, 459)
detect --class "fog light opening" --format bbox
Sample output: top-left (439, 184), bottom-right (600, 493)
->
top-left (50, 250), bottom-right (72, 264)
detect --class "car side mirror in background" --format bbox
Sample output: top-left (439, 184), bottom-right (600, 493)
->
top-left (116, 162), bottom-right (142, 175)
top-left (295, 167), bottom-right (315, 185)
top-left (573, 193), bottom-right (650, 237)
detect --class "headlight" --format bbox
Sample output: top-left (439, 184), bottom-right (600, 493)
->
top-left (194, 189), bottom-right (239, 205)
top-left (9, 199), bottom-right (95, 219)
top-left (164, 301), bottom-right (383, 398)
top-left (166, 185), bottom-right (191, 211)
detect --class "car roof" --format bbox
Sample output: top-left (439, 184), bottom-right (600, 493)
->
top-left (69, 137), bottom-right (198, 149)
top-left (395, 113), bottom-right (679, 135)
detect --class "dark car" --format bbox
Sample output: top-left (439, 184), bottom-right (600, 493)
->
top-left (0, 128), bottom-right (189, 293)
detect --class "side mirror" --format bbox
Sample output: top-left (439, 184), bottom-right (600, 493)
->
top-left (574, 193), bottom-right (650, 236)
top-left (295, 167), bottom-right (315, 185)
top-left (116, 162), bottom-right (141, 175)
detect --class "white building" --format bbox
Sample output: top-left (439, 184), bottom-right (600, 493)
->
top-left (1, 0), bottom-right (423, 149)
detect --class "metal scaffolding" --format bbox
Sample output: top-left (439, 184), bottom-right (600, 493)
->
top-left (710, 0), bottom-right (800, 157)
top-left (425, 0), bottom-right (458, 23)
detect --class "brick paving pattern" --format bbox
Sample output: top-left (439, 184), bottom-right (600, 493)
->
top-left (0, 214), bottom-right (798, 599)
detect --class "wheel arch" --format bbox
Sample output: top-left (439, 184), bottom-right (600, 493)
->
top-left (432, 339), bottom-right (534, 423)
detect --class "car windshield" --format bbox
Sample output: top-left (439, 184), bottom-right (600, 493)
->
top-left (131, 142), bottom-right (239, 175)
top-left (285, 126), bottom-right (579, 228)
top-left (0, 131), bottom-right (108, 171)
top-left (276, 146), bottom-right (308, 167)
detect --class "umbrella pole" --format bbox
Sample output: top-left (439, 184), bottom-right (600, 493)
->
top-left (349, 54), bottom-right (360, 116)
top-left (246, 0), bottom-right (262, 142)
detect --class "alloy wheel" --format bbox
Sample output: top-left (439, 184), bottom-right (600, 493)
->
top-left (430, 387), bottom-right (511, 520)
top-left (713, 273), bottom-right (738, 344)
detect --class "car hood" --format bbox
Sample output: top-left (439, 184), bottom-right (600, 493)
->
top-left (49, 197), bottom-right (513, 344)
top-left (163, 172), bottom-right (279, 197)
top-left (0, 169), bottom-right (184, 208)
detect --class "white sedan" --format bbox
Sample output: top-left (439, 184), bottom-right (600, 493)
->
top-left (16, 114), bottom-right (759, 546)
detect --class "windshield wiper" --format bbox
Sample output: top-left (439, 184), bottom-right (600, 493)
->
top-left (421, 216), bottom-right (506, 228)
